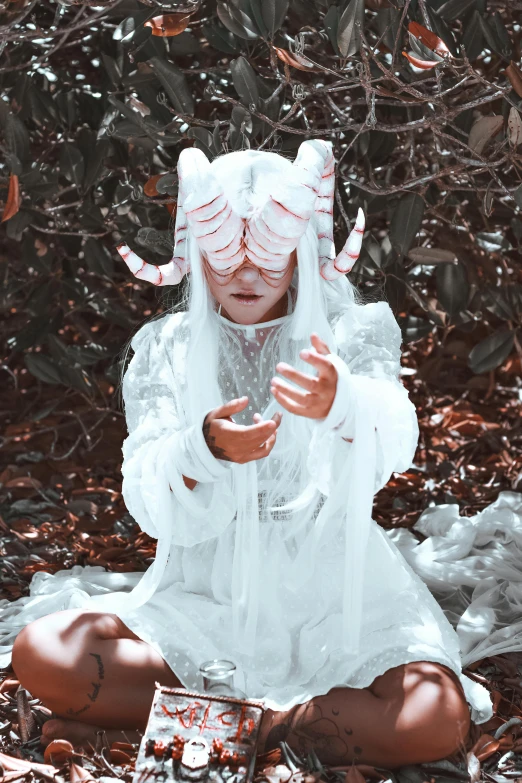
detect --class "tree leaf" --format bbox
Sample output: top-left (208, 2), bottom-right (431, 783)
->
top-left (148, 57), bottom-right (194, 115)
top-left (437, 0), bottom-right (476, 22)
top-left (408, 247), bottom-right (457, 265)
top-left (83, 237), bottom-right (114, 277)
top-left (477, 13), bottom-right (512, 59)
top-left (337, 0), bottom-right (364, 58)
top-left (513, 183), bottom-right (522, 209)
top-left (408, 33), bottom-right (445, 62)
top-left (260, 0), bottom-right (289, 38)
top-left (506, 61), bottom-right (522, 98)
top-left (468, 115), bottom-right (504, 154)
top-left (389, 193), bottom-right (425, 259)
top-left (403, 51), bottom-right (441, 70)
top-left (229, 105), bottom-right (252, 150)
top-left (187, 126), bottom-right (217, 160)
top-left (323, 5), bottom-right (341, 56)
top-left (468, 329), bottom-right (515, 374)
top-left (1, 174), bottom-right (20, 223)
top-left (217, 2), bottom-right (259, 40)
top-left (436, 261), bottom-right (470, 317)
top-left (83, 139), bottom-right (112, 191)
top-left (144, 14), bottom-right (191, 36)
top-left (24, 354), bottom-right (65, 385)
top-left (508, 107), bottom-right (522, 147)
top-left (408, 23), bottom-right (449, 57)
top-left (59, 143), bottom-right (85, 188)
top-left (275, 47), bottom-right (315, 71)
top-left (230, 56), bottom-right (259, 108)
top-left (202, 21), bottom-right (241, 54)
top-left (462, 11), bottom-right (484, 62)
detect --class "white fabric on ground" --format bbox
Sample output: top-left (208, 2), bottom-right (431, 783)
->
top-left (0, 291), bottom-right (509, 728)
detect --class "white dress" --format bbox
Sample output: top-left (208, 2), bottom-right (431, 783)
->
top-left (0, 294), bottom-right (499, 725)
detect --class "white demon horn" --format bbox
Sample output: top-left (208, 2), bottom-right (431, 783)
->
top-left (178, 147), bottom-right (244, 272)
top-left (320, 208), bottom-right (366, 281)
top-left (244, 139), bottom-right (331, 270)
top-left (117, 201), bottom-right (189, 286)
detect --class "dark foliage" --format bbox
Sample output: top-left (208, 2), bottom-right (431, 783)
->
top-left (1, 0), bottom-right (522, 403)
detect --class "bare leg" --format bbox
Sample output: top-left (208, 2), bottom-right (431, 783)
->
top-left (11, 608), bottom-right (184, 748)
top-left (257, 661), bottom-right (471, 769)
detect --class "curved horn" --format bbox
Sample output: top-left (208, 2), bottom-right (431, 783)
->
top-left (244, 139), bottom-right (329, 270)
top-left (320, 208), bottom-right (365, 280)
top-left (117, 201), bottom-right (189, 286)
top-left (178, 147), bottom-right (244, 271)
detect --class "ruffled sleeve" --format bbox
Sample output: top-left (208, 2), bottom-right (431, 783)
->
top-left (98, 318), bottom-right (238, 616)
top-left (303, 301), bottom-right (419, 658)
top-left (121, 319), bottom-right (237, 548)
top-left (308, 301), bottom-right (419, 495)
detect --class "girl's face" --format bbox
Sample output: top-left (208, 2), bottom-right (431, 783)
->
top-left (203, 251), bottom-right (297, 325)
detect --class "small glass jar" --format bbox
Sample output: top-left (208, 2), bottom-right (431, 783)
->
top-left (199, 659), bottom-right (246, 699)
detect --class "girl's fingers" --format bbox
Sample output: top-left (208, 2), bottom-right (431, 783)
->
top-left (310, 333), bottom-right (331, 355)
top-left (246, 431), bottom-right (277, 462)
top-left (270, 385), bottom-right (310, 417)
top-left (300, 348), bottom-right (336, 378)
top-left (271, 377), bottom-right (312, 405)
top-left (275, 362), bottom-right (318, 391)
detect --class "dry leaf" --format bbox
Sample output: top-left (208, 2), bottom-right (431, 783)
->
top-left (144, 14), bottom-right (191, 36)
top-left (143, 174), bottom-right (165, 197)
top-left (274, 47), bottom-right (315, 71)
top-left (467, 751), bottom-right (481, 783)
top-left (508, 107), bottom-right (522, 147)
top-left (506, 61), bottom-right (522, 98)
top-left (344, 767), bottom-right (366, 783)
top-left (1, 174), bottom-right (20, 223)
top-left (109, 748), bottom-right (132, 765)
top-left (402, 51), bottom-right (441, 69)
top-left (128, 96), bottom-right (150, 116)
top-left (0, 751), bottom-right (57, 775)
top-left (0, 679), bottom-right (20, 694)
top-left (110, 741), bottom-right (136, 752)
top-left (43, 739), bottom-right (75, 765)
top-left (70, 761), bottom-right (97, 783)
top-left (468, 115), bottom-right (504, 155)
top-left (408, 21), bottom-right (450, 56)
top-left (470, 732), bottom-right (500, 761)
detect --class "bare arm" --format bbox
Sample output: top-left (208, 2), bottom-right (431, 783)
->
top-left (169, 476), bottom-right (197, 492)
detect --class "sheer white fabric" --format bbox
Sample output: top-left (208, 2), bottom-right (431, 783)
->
top-left (0, 293), bottom-right (501, 726)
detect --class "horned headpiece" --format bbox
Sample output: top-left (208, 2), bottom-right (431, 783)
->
top-left (117, 139), bottom-right (365, 284)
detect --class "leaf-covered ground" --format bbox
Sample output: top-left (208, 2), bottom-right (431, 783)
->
top-left (1, 335), bottom-right (522, 782)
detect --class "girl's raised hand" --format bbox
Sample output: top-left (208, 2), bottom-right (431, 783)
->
top-left (271, 333), bottom-right (337, 419)
top-left (203, 398), bottom-right (282, 463)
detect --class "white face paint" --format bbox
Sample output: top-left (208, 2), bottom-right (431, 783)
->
top-left (203, 251), bottom-right (297, 325)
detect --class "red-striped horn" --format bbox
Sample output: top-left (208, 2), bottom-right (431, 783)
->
top-left (320, 208), bottom-right (365, 280)
top-left (116, 201), bottom-right (189, 286)
top-left (178, 147), bottom-right (244, 272)
top-left (244, 140), bottom-right (330, 270)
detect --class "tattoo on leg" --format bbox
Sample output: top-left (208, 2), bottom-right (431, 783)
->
top-left (89, 652), bottom-right (105, 680)
top-left (87, 682), bottom-right (101, 702)
top-left (66, 704), bottom-right (91, 717)
top-left (65, 652), bottom-right (105, 719)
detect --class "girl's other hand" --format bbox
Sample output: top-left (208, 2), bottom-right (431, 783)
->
top-left (271, 333), bottom-right (337, 419)
top-left (203, 398), bottom-right (282, 463)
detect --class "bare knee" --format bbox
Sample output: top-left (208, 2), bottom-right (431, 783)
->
top-left (408, 662), bottom-right (470, 758)
top-left (11, 610), bottom-right (119, 697)
top-left (375, 661), bottom-right (471, 766)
